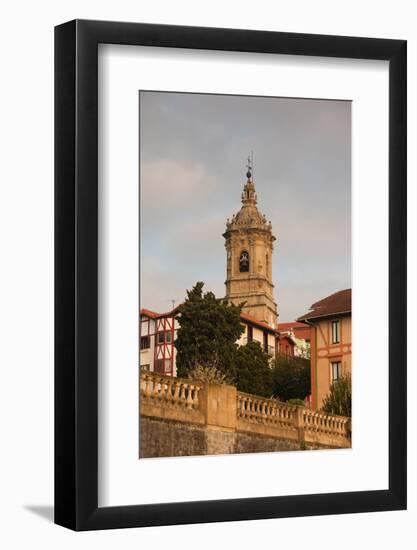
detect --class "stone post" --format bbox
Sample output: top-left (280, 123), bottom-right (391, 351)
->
top-left (200, 382), bottom-right (237, 430)
top-left (199, 382), bottom-right (237, 455)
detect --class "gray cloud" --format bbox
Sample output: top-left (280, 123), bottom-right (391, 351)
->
top-left (140, 91), bottom-right (351, 321)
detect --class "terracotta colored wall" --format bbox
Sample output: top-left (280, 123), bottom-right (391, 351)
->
top-left (313, 316), bottom-right (352, 409)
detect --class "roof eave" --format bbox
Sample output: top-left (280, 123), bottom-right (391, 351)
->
top-left (297, 310), bottom-right (351, 323)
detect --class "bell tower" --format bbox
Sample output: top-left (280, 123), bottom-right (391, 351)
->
top-left (223, 158), bottom-right (278, 327)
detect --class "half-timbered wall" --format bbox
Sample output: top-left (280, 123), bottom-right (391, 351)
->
top-left (139, 315), bottom-right (178, 376)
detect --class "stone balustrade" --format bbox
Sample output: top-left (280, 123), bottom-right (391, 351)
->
top-left (237, 392), bottom-right (297, 431)
top-left (140, 372), bottom-right (202, 410)
top-left (303, 409), bottom-right (350, 446)
top-left (140, 372), bottom-right (206, 425)
top-left (140, 371), bottom-right (351, 449)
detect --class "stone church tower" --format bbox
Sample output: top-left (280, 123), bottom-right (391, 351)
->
top-left (223, 160), bottom-right (278, 327)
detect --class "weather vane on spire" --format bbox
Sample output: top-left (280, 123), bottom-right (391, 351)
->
top-left (246, 152), bottom-right (253, 181)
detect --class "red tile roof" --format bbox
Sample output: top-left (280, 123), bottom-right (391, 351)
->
top-left (140, 306), bottom-right (180, 320)
top-left (239, 311), bottom-right (278, 334)
top-left (297, 289), bottom-right (351, 322)
top-left (140, 306), bottom-right (277, 334)
top-left (277, 322), bottom-right (311, 341)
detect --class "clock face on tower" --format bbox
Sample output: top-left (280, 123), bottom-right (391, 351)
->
top-left (239, 251), bottom-right (249, 272)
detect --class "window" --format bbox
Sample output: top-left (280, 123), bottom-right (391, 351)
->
top-left (140, 336), bottom-right (150, 349)
top-left (140, 364), bottom-right (150, 372)
top-left (263, 331), bottom-right (268, 353)
top-left (157, 331), bottom-right (165, 344)
top-left (165, 331), bottom-right (172, 344)
top-left (155, 359), bottom-right (164, 373)
top-left (239, 250), bottom-right (249, 272)
top-left (331, 361), bottom-right (342, 382)
top-left (331, 320), bottom-right (340, 344)
top-left (247, 325), bottom-right (253, 342)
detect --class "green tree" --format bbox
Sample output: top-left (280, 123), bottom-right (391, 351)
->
top-left (272, 354), bottom-right (311, 402)
top-left (322, 373), bottom-right (352, 417)
top-left (187, 364), bottom-right (229, 385)
top-left (175, 282), bottom-right (244, 379)
top-left (234, 341), bottom-right (273, 397)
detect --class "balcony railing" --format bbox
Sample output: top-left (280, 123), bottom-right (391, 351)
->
top-left (240, 338), bottom-right (275, 357)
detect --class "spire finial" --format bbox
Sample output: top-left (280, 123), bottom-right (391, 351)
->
top-left (242, 152), bottom-right (257, 206)
top-left (246, 155), bottom-right (252, 181)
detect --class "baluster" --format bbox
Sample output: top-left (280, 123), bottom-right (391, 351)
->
top-left (192, 385), bottom-right (200, 409)
top-left (144, 375), bottom-right (152, 398)
top-left (272, 403), bottom-right (277, 424)
top-left (261, 401), bottom-right (267, 423)
top-left (284, 407), bottom-right (289, 425)
top-left (303, 411), bottom-right (307, 429)
top-left (256, 399), bottom-right (262, 422)
top-left (164, 379), bottom-right (170, 402)
top-left (266, 402), bottom-right (272, 423)
top-left (139, 374), bottom-right (146, 395)
top-left (152, 377), bottom-right (158, 399)
top-left (237, 396), bottom-right (242, 417)
top-left (186, 384), bottom-right (194, 409)
top-left (179, 382), bottom-right (186, 404)
top-left (156, 378), bottom-right (164, 400)
top-left (269, 402), bottom-right (274, 422)
top-left (173, 380), bottom-right (181, 404)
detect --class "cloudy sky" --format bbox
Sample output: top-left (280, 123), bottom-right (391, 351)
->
top-left (139, 91), bottom-right (351, 322)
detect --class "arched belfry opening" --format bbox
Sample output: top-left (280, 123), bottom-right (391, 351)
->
top-left (239, 251), bottom-right (249, 272)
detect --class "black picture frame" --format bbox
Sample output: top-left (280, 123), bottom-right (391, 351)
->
top-left (55, 19), bottom-right (407, 531)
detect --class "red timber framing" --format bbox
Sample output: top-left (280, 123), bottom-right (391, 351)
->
top-left (154, 316), bottom-right (175, 375)
top-left (140, 318), bottom-right (151, 338)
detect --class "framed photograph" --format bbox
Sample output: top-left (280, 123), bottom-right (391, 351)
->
top-left (55, 20), bottom-right (406, 530)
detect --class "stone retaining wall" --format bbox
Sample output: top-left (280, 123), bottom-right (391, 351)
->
top-left (139, 372), bottom-right (351, 458)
